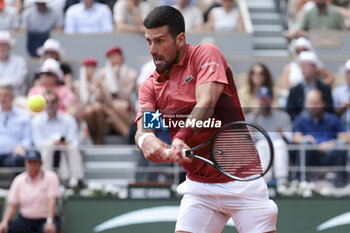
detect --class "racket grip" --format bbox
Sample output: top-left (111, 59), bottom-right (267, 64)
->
top-left (164, 148), bottom-right (187, 156)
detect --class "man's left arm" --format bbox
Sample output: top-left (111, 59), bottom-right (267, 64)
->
top-left (171, 81), bottom-right (225, 161)
top-left (43, 197), bottom-right (57, 233)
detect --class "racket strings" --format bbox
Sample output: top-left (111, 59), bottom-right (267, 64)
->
top-left (213, 127), bottom-right (268, 178)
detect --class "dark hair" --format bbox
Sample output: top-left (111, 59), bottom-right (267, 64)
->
top-left (247, 63), bottom-right (274, 95)
top-left (143, 6), bottom-right (185, 39)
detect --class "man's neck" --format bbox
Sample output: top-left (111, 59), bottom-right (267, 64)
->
top-left (0, 54), bottom-right (9, 62)
top-left (85, 2), bottom-right (93, 10)
top-left (48, 112), bottom-right (57, 120)
top-left (1, 106), bottom-right (11, 113)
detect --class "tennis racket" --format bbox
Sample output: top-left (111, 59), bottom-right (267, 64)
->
top-left (166, 121), bottom-right (274, 181)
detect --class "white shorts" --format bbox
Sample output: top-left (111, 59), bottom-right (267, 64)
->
top-left (175, 178), bottom-right (278, 233)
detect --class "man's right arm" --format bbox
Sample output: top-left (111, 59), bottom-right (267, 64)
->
top-left (135, 118), bottom-right (170, 163)
top-left (0, 203), bottom-right (18, 232)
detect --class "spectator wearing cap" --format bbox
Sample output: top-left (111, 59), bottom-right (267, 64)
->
top-left (113, 0), bottom-right (151, 33)
top-left (74, 57), bottom-right (105, 144)
top-left (32, 90), bottom-right (84, 187)
top-left (27, 58), bottom-right (77, 116)
top-left (0, 83), bottom-right (31, 167)
top-left (0, 0), bottom-right (20, 30)
top-left (96, 46), bottom-right (137, 140)
top-left (246, 86), bottom-right (293, 186)
top-left (37, 39), bottom-right (74, 91)
top-left (0, 150), bottom-right (61, 233)
top-left (332, 59), bottom-right (350, 130)
top-left (0, 31), bottom-right (28, 97)
top-left (286, 51), bottom-right (333, 120)
top-left (293, 89), bottom-right (348, 187)
top-left (64, 0), bottom-right (113, 34)
top-left (279, 37), bottom-right (334, 91)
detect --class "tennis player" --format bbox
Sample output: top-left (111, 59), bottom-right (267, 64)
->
top-left (135, 6), bottom-right (278, 233)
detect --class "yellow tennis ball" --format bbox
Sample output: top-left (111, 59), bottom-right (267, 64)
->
top-left (28, 95), bottom-right (46, 112)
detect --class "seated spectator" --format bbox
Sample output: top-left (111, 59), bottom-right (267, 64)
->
top-left (293, 89), bottom-right (348, 187)
top-left (113, 0), bottom-right (151, 33)
top-left (297, 0), bottom-right (346, 33)
top-left (74, 57), bottom-right (105, 144)
top-left (278, 37), bottom-right (334, 107)
top-left (173, 0), bottom-right (203, 32)
top-left (21, 0), bottom-right (63, 32)
top-left (0, 0), bottom-right (19, 30)
top-left (246, 87), bottom-right (293, 186)
top-left (205, 0), bottom-right (244, 32)
top-left (238, 63), bottom-right (278, 114)
top-left (332, 59), bottom-right (350, 130)
top-left (27, 58), bottom-right (77, 116)
top-left (0, 31), bottom-right (27, 97)
top-left (0, 150), bottom-right (61, 233)
top-left (36, 38), bottom-right (74, 90)
top-left (21, 0), bottom-right (64, 57)
top-left (287, 51), bottom-right (333, 120)
top-left (0, 83), bottom-right (31, 167)
top-left (64, 0), bottom-right (113, 34)
top-left (32, 90), bottom-right (84, 187)
top-left (96, 46), bottom-right (137, 139)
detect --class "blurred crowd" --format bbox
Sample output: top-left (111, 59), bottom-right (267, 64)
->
top-left (0, 0), bottom-right (350, 191)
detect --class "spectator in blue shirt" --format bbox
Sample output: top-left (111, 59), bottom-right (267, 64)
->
top-left (0, 82), bottom-right (31, 167)
top-left (293, 89), bottom-right (348, 187)
top-left (64, 0), bottom-right (113, 34)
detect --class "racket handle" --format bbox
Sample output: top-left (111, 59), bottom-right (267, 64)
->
top-left (164, 148), bottom-right (187, 156)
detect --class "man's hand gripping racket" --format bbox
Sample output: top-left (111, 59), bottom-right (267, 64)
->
top-left (166, 121), bottom-right (274, 181)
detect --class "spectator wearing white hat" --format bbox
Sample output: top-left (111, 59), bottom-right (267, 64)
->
top-left (332, 59), bottom-right (350, 130)
top-left (0, 0), bottom-right (20, 30)
top-left (278, 37), bottom-right (334, 108)
top-left (64, 0), bottom-right (113, 34)
top-left (37, 39), bottom-right (74, 91)
top-left (279, 37), bottom-right (334, 91)
top-left (0, 31), bottom-right (28, 97)
top-left (286, 51), bottom-right (334, 120)
top-left (27, 58), bottom-right (77, 116)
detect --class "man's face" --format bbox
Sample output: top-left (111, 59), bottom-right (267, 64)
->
top-left (300, 62), bottom-right (318, 82)
top-left (346, 70), bottom-right (350, 86)
top-left (306, 91), bottom-right (325, 118)
top-left (44, 51), bottom-right (59, 61)
top-left (108, 52), bottom-right (124, 67)
top-left (25, 160), bottom-right (42, 178)
top-left (0, 87), bottom-right (14, 109)
top-left (145, 25), bottom-right (180, 74)
top-left (258, 97), bottom-right (272, 109)
top-left (44, 93), bottom-right (58, 113)
top-left (40, 72), bottom-right (59, 87)
top-left (0, 42), bottom-right (10, 60)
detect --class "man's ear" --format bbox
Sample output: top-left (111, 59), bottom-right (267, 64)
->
top-left (176, 32), bottom-right (186, 48)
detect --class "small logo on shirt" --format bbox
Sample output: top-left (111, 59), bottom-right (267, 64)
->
top-left (185, 75), bottom-right (193, 83)
top-left (143, 110), bottom-right (162, 129)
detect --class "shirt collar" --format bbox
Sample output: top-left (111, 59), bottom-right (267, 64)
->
top-left (25, 170), bottom-right (44, 182)
top-left (155, 44), bottom-right (190, 82)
